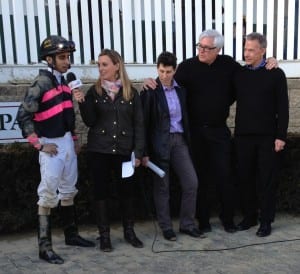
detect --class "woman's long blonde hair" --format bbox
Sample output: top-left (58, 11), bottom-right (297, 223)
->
top-left (95, 49), bottom-right (133, 101)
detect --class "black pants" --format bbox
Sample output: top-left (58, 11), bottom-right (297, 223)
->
top-left (88, 152), bottom-right (135, 220)
top-left (235, 136), bottom-right (280, 224)
top-left (191, 125), bottom-right (235, 226)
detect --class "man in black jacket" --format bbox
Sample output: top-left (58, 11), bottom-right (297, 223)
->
top-left (234, 32), bottom-right (289, 237)
top-left (174, 30), bottom-right (239, 233)
top-left (141, 52), bottom-right (203, 241)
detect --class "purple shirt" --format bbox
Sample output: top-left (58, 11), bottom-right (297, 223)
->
top-left (163, 80), bottom-right (184, 133)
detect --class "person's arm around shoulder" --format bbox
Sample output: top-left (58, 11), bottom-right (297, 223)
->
top-left (265, 57), bottom-right (278, 70)
top-left (173, 60), bottom-right (190, 87)
top-left (142, 78), bottom-right (157, 90)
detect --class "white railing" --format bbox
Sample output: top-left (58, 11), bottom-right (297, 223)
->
top-left (0, 0), bottom-right (300, 78)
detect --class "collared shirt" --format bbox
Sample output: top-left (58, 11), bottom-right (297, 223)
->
top-left (48, 67), bottom-right (63, 84)
top-left (162, 80), bottom-right (184, 133)
top-left (246, 59), bottom-right (266, 70)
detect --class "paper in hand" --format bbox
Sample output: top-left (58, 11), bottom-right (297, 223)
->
top-left (121, 152), bottom-right (135, 178)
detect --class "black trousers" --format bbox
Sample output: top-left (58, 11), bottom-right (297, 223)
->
top-left (191, 125), bottom-right (235, 226)
top-left (88, 152), bottom-right (135, 220)
top-left (235, 136), bottom-right (280, 224)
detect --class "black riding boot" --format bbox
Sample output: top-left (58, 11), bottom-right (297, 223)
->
top-left (60, 205), bottom-right (95, 247)
top-left (123, 220), bottom-right (144, 248)
top-left (120, 197), bottom-right (143, 248)
top-left (95, 200), bottom-right (112, 252)
top-left (38, 215), bottom-right (64, 264)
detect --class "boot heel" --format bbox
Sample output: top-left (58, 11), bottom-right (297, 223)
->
top-left (95, 201), bottom-right (113, 251)
top-left (99, 226), bottom-right (113, 252)
top-left (123, 220), bottom-right (144, 248)
top-left (61, 205), bottom-right (95, 247)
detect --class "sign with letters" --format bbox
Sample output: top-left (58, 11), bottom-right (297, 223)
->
top-left (0, 102), bottom-right (26, 143)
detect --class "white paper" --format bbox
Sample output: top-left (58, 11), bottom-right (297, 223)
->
top-left (146, 161), bottom-right (166, 178)
top-left (131, 151), bottom-right (136, 166)
top-left (122, 152), bottom-right (136, 178)
top-left (122, 161), bottom-right (134, 178)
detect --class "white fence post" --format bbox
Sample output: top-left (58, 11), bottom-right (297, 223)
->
top-left (194, 0), bottom-right (203, 51)
top-left (122, 0), bottom-right (134, 62)
top-left (90, 0), bottom-right (101, 61)
top-left (143, 0), bottom-right (153, 63)
top-left (12, 0), bottom-right (27, 64)
top-left (164, 0), bottom-right (173, 53)
top-left (0, 0), bottom-right (300, 67)
top-left (25, 0), bottom-right (38, 63)
top-left (37, 0), bottom-right (47, 48)
top-left (298, 0), bottom-right (300, 59)
top-left (48, 0), bottom-right (58, 35)
top-left (154, 0), bottom-right (163, 59)
top-left (58, 0), bottom-right (69, 40)
top-left (102, 0), bottom-right (111, 49)
top-left (205, 0), bottom-right (213, 29)
top-left (235, 0), bottom-right (244, 61)
top-left (111, 0), bottom-right (122, 54)
top-left (80, 0), bottom-right (91, 64)
top-left (256, 1), bottom-right (264, 34)
top-left (276, 0), bottom-right (285, 60)
top-left (287, 0), bottom-right (296, 59)
top-left (266, 0), bottom-right (275, 57)
top-left (223, 0), bottom-right (234, 56)
top-left (174, 0), bottom-right (183, 62)
top-left (214, 0), bottom-right (223, 33)
top-left (133, 0), bottom-right (143, 63)
top-left (1, 0), bottom-right (14, 64)
top-left (184, 0), bottom-right (194, 58)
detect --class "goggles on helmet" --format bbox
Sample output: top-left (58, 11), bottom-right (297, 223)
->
top-left (56, 41), bottom-right (75, 53)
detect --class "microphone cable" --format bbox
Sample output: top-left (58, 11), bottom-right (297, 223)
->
top-left (150, 211), bottom-right (300, 253)
top-left (151, 232), bottom-right (300, 253)
top-left (137, 168), bottom-right (300, 254)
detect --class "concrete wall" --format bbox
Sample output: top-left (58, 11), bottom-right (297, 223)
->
top-left (0, 79), bottom-right (299, 144)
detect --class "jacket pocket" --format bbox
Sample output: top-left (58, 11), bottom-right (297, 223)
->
top-left (118, 129), bottom-right (134, 151)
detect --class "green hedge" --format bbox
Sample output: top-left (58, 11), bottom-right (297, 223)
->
top-left (0, 143), bottom-right (150, 234)
top-left (276, 135), bottom-right (300, 212)
top-left (0, 135), bottom-right (299, 234)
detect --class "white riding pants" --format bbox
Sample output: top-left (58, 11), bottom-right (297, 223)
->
top-left (37, 132), bottom-right (78, 208)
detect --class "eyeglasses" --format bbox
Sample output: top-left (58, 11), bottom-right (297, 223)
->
top-left (195, 43), bottom-right (217, 52)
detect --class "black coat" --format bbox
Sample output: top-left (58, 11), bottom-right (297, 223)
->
top-left (79, 85), bottom-right (144, 159)
top-left (141, 78), bottom-right (190, 164)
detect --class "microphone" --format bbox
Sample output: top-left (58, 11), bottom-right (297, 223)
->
top-left (66, 72), bottom-right (82, 90)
